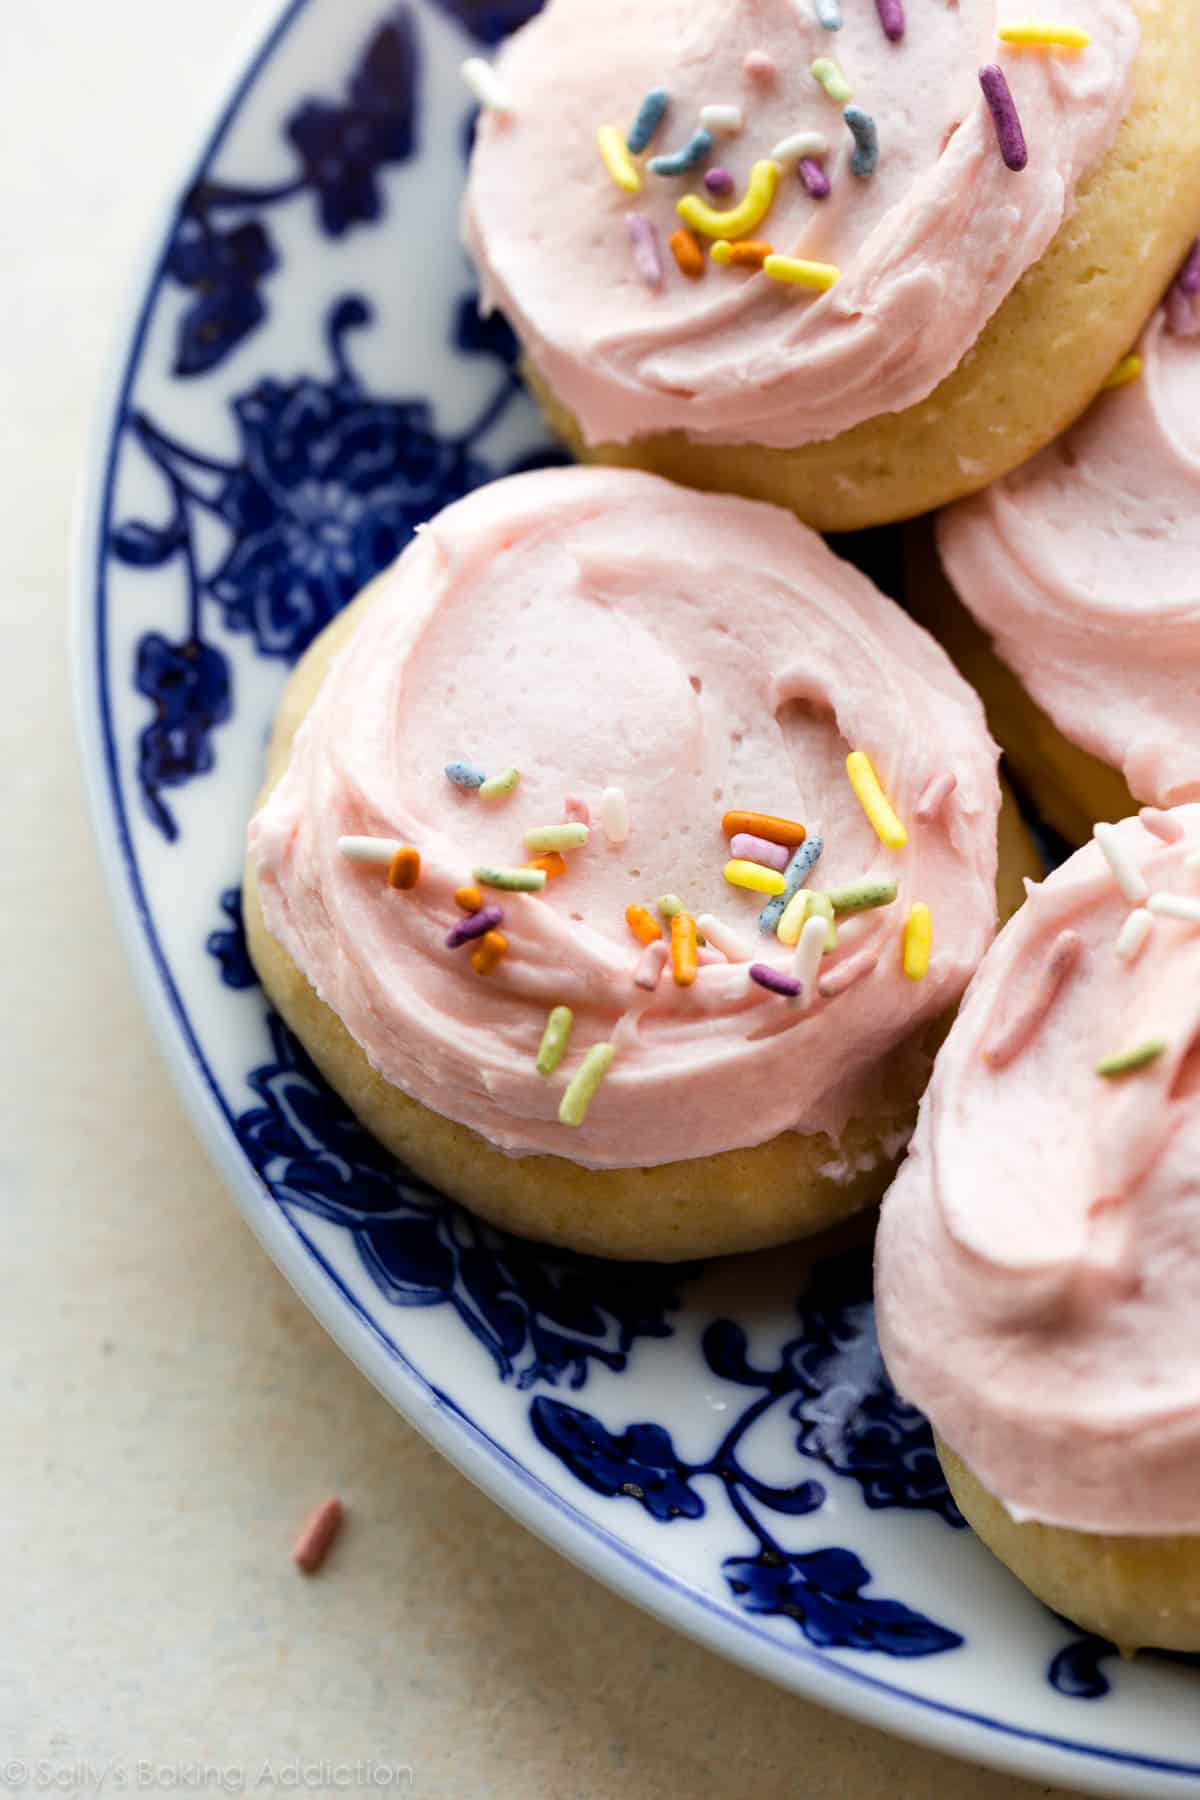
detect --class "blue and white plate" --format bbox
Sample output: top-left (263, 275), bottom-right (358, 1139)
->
top-left (73, 4), bottom-right (1199, 1790)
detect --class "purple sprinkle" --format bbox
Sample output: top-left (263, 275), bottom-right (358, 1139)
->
top-left (1166, 284), bottom-right (1200, 338)
top-left (445, 904), bottom-right (504, 948)
top-left (625, 212), bottom-right (663, 290)
top-left (1177, 237), bottom-right (1200, 295)
top-left (704, 166), bottom-right (735, 196)
top-left (749, 963), bottom-right (803, 998)
top-left (979, 65), bottom-right (1027, 173)
top-left (875, 0), bottom-right (904, 41)
top-left (730, 833), bottom-right (790, 872)
top-left (798, 156), bottom-right (831, 200)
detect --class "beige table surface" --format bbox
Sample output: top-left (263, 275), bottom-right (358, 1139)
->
top-left (3, 3), bottom-right (1081, 1794)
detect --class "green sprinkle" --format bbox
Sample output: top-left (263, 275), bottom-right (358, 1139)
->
top-left (558, 1043), bottom-right (617, 1127)
top-left (474, 865), bottom-right (547, 892)
top-left (524, 823), bottom-right (589, 852)
top-left (823, 878), bottom-right (898, 914)
top-left (806, 890), bottom-right (837, 951)
top-left (811, 56), bottom-right (853, 102)
top-left (479, 766), bottom-right (520, 800)
top-left (657, 894), bottom-right (685, 919)
top-left (536, 1006), bottom-right (575, 1077)
top-left (1095, 1039), bottom-right (1168, 1078)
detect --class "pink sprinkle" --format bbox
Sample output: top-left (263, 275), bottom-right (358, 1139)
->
top-left (1166, 285), bottom-right (1200, 339)
top-left (634, 939), bottom-right (669, 990)
top-left (696, 942), bottom-right (727, 966)
top-left (798, 157), bottom-right (831, 200)
top-left (625, 212), bottom-right (663, 290)
top-left (817, 949), bottom-right (878, 1000)
top-left (983, 929), bottom-right (1081, 1070)
top-left (744, 49), bottom-right (776, 82)
top-left (875, 0), bottom-right (905, 41)
top-left (914, 771), bottom-right (957, 824)
top-left (1177, 238), bottom-right (1200, 295)
top-left (1140, 807), bottom-right (1185, 844)
top-left (729, 832), bottom-right (790, 872)
top-left (979, 65), bottom-right (1027, 173)
top-left (293, 1496), bottom-right (345, 1574)
top-left (564, 795), bottom-right (590, 825)
top-left (704, 166), bottom-right (736, 196)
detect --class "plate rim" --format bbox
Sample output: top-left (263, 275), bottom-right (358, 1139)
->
top-left (68, 2), bottom-right (1200, 1790)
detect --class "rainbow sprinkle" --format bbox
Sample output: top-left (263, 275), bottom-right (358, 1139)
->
top-left (824, 878), bottom-right (898, 913)
top-left (1095, 1039), bottom-right (1167, 1079)
top-left (1115, 909), bottom-right (1153, 964)
top-left (387, 847), bottom-right (421, 890)
top-left (525, 823), bottom-right (589, 852)
top-left (846, 751), bottom-right (908, 849)
top-left (696, 913), bottom-right (754, 963)
top-left (669, 227), bottom-right (706, 279)
top-left (559, 1043), bottom-right (617, 1126)
top-left (1102, 352), bottom-right (1143, 390)
top-left (902, 904), bottom-right (932, 980)
top-left (600, 786), bottom-right (629, 845)
top-left (471, 930), bottom-right (508, 976)
top-left (793, 913), bottom-right (830, 1007)
top-left (844, 106), bottom-right (879, 177)
top-left (1147, 893), bottom-right (1200, 925)
top-left (725, 858), bottom-right (787, 897)
top-left (446, 904), bottom-right (504, 948)
top-left (760, 836), bottom-right (824, 934)
top-left (979, 65), bottom-right (1027, 171)
top-left (764, 254), bottom-right (841, 290)
top-left (712, 240), bottom-right (773, 270)
top-left (771, 130), bottom-right (829, 166)
top-left (474, 865), bottom-right (547, 892)
top-left (811, 58), bottom-right (853, 103)
top-left (634, 939), bottom-right (669, 989)
top-left (722, 809), bottom-right (806, 846)
top-left (625, 213), bottom-right (664, 290)
top-left (460, 58), bottom-right (515, 116)
top-left (625, 903), bottom-right (663, 945)
top-left (678, 160), bottom-right (779, 239)
top-left (813, 0), bottom-right (843, 28)
top-left (750, 963), bottom-right (802, 998)
top-left (875, 0), bottom-right (904, 41)
top-left (598, 125), bottom-right (643, 194)
top-left (445, 761), bottom-right (486, 791)
top-left (700, 104), bottom-right (743, 134)
top-left (657, 893), bottom-right (685, 919)
top-left (626, 87), bottom-right (670, 155)
top-left (704, 167), bottom-right (735, 195)
top-left (997, 21), bottom-right (1090, 49)
top-left (729, 832), bottom-right (790, 872)
top-left (536, 1005), bottom-right (575, 1076)
top-left (479, 765), bottom-right (520, 800)
top-left (649, 129), bottom-right (714, 177)
top-left (1094, 822), bottom-right (1148, 903)
top-left (776, 888), bottom-right (811, 948)
top-left (798, 157), bottom-right (832, 199)
top-left (671, 911), bottom-right (699, 986)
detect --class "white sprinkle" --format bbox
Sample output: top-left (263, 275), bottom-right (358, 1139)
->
top-left (1093, 822), bottom-right (1148, 904)
top-left (338, 835), bottom-right (401, 866)
top-left (634, 939), bottom-right (669, 990)
top-left (695, 913), bottom-right (754, 963)
top-left (600, 786), bottom-right (629, 846)
top-left (1115, 909), bottom-right (1153, 963)
top-left (811, 0), bottom-right (843, 26)
top-left (1148, 892), bottom-right (1200, 925)
top-left (461, 57), bottom-right (516, 115)
top-left (770, 129), bottom-right (830, 164)
top-left (700, 103), bottom-right (743, 133)
top-left (793, 913), bottom-right (829, 1010)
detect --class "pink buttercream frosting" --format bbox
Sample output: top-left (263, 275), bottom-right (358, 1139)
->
top-left (877, 807), bottom-right (1200, 1535)
top-left (938, 307), bottom-right (1200, 807)
top-left (461, 0), bottom-right (1137, 450)
top-left (249, 468), bottom-right (1000, 1168)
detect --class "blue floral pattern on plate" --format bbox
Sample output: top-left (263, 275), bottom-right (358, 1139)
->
top-left (80, 0), bottom-right (1200, 1786)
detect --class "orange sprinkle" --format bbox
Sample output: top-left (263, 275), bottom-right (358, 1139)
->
top-left (719, 240), bottom-right (773, 269)
top-left (625, 903), bottom-right (664, 945)
top-left (670, 911), bottom-right (698, 987)
top-left (669, 227), bottom-right (705, 280)
top-left (293, 1496), bottom-right (345, 1574)
top-left (721, 809), bottom-right (807, 847)
top-left (455, 884), bottom-right (483, 913)
top-left (525, 851), bottom-right (568, 880)
top-left (387, 846), bottom-right (421, 890)
top-left (471, 929), bottom-right (508, 976)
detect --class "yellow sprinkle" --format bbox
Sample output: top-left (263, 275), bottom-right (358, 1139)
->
top-left (776, 889), bottom-right (810, 947)
top-left (807, 890), bottom-right (838, 952)
top-left (597, 124), bottom-right (642, 194)
top-left (763, 255), bottom-right (841, 291)
top-left (903, 903), bottom-right (932, 981)
top-left (724, 858), bottom-right (787, 897)
top-left (1102, 352), bottom-right (1143, 390)
top-left (810, 57), bottom-right (853, 102)
top-left (997, 21), bottom-right (1090, 49)
top-left (678, 159), bottom-right (780, 241)
top-left (846, 750), bottom-right (908, 850)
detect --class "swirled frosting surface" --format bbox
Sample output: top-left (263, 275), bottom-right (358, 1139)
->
top-left (939, 308), bottom-right (1200, 806)
top-left (462, 0), bottom-right (1137, 449)
top-left (250, 468), bottom-right (1000, 1168)
top-left (877, 807), bottom-right (1200, 1534)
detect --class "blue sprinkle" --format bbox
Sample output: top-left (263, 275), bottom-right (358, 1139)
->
top-left (627, 87), bottom-right (670, 156)
top-left (446, 761), bottom-right (486, 790)
top-left (759, 835), bottom-right (824, 935)
top-left (844, 106), bottom-right (879, 178)
top-left (648, 128), bottom-right (714, 178)
top-left (814, 0), bottom-right (843, 26)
